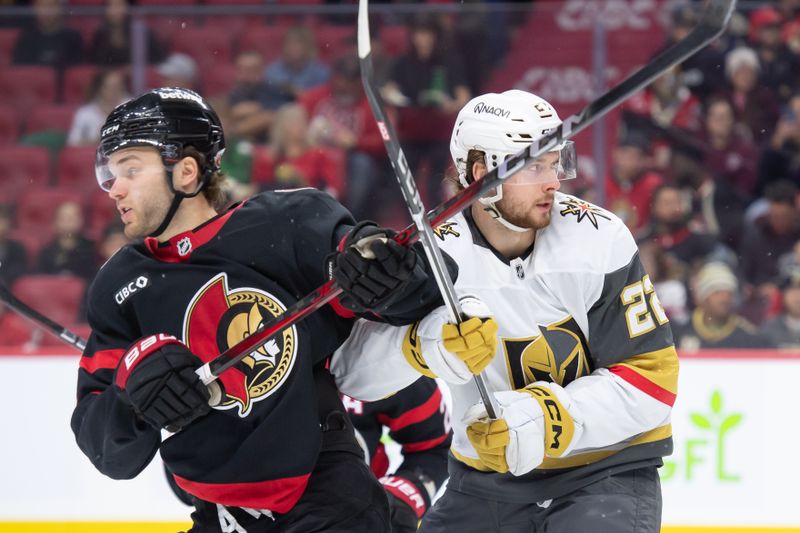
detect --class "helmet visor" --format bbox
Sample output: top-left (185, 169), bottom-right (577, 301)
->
top-left (95, 139), bottom-right (168, 192)
top-left (502, 140), bottom-right (578, 186)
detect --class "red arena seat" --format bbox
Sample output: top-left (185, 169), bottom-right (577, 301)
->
top-left (26, 104), bottom-right (78, 136)
top-left (63, 65), bottom-right (99, 104)
top-left (16, 188), bottom-right (84, 240)
top-left (57, 146), bottom-right (98, 193)
top-left (0, 105), bottom-right (19, 146)
top-left (0, 28), bottom-right (20, 67)
top-left (0, 146), bottom-right (52, 200)
top-left (0, 67), bottom-right (57, 110)
top-left (12, 274), bottom-right (87, 325)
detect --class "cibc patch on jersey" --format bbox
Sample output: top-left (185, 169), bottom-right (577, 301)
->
top-left (182, 273), bottom-right (297, 417)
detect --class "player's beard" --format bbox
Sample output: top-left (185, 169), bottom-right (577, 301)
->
top-left (494, 190), bottom-right (554, 230)
top-left (124, 193), bottom-right (173, 239)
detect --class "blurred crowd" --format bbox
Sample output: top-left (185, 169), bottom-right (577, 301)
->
top-left (0, 0), bottom-right (799, 353)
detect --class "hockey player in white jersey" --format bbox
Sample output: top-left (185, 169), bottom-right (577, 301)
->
top-left (332, 90), bottom-right (677, 532)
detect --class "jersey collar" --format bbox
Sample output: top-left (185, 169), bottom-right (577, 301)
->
top-left (463, 208), bottom-right (535, 265)
top-left (144, 201), bottom-right (244, 263)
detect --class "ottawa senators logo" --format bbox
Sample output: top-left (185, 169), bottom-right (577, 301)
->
top-left (182, 273), bottom-right (297, 417)
top-left (502, 316), bottom-right (591, 389)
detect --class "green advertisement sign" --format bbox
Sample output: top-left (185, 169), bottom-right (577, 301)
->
top-left (662, 390), bottom-right (743, 482)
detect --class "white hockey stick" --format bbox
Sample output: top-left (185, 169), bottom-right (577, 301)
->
top-left (357, 0), bottom-right (499, 418)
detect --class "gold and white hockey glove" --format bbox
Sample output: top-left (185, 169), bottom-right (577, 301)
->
top-left (402, 295), bottom-right (498, 384)
top-left (463, 382), bottom-right (584, 476)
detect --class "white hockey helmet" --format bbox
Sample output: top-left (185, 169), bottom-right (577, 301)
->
top-left (449, 90), bottom-right (577, 231)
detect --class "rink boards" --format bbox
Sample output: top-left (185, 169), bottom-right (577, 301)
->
top-left (0, 348), bottom-right (798, 532)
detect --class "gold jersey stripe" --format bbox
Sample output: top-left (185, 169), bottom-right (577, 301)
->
top-left (613, 346), bottom-right (679, 395)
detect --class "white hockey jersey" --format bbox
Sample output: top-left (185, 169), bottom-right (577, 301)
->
top-left (332, 192), bottom-right (678, 502)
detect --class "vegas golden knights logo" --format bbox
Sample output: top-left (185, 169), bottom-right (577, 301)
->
top-left (502, 316), bottom-right (591, 389)
top-left (433, 222), bottom-right (460, 241)
top-left (183, 273), bottom-right (297, 417)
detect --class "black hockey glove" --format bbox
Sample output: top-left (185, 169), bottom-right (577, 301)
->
top-left (114, 334), bottom-right (211, 432)
top-left (380, 475), bottom-right (426, 533)
top-left (328, 221), bottom-right (417, 313)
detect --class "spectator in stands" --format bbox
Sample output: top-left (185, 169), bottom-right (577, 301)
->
top-left (382, 14), bottom-right (470, 115)
top-left (228, 50), bottom-right (293, 144)
top-left (97, 220), bottom-right (128, 266)
top-left (748, 6), bottom-right (798, 103)
top-left (673, 262), bottom-right (774, 350)
top-left (638, 183), bottom-right (731, 272)
top-left (740, 180), bottom-right (800, 288)
top-left (155, 53), bottom-right (198, 91)
top-left (604, 129), bottom-right (663, 232)
top-left (67, 69), bottom-right (131, 147)
top-left (699, 95), bottom-right (759, 199)
top-left (36, 201), bottom-right (96, 282)
top-left (303, 55), bottom-right (390, 221)
top-left (90, 0), bottom-right (165, 66)
top-left (757, 92), bottom-right (800, 194)
top-left (623, 62), bottom-right (702, 168)
top-left (760, 267), bottom-right (800, 349)
top-left (638, 240), bottom-right (689, 324)
top-left (382, 14), bottom-right (471, 207)
top-left (0, 205), bottom-right (27, 288)
top-left (251, 103), bottom-right (344, 199)
top-left (264, 26), bottom-right (330, 99)
top-left (668, 135), bottom-right (747, 251)
top-left (720, 46), bottom-right (780, 144)
top-left (12, 0), bottom-right (84, 69)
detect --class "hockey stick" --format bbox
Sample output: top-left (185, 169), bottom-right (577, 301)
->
top-left (357, 0), bottom-right (499, 418)
top-left (0, 281), bottom-right (87, 352)
top-left (195, 0), bottom-right (734, 389)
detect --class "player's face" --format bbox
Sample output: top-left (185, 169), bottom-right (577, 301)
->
top-left (494, 152), bottom-right (562, 230)
top-left (106, 147), bottom-right (173, 239)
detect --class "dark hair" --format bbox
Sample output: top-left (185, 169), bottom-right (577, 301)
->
top-left (765, 179), bottom-right (799, 205)
top-left (445, 148), bottom-right (485, 190)
top-left (182, 146), bottom-right (227, 211)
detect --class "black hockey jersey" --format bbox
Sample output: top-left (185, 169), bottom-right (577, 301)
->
top-left (342, 376), bottom-right (451, 507)
top-left (71, 189), bottom-right (448, 514)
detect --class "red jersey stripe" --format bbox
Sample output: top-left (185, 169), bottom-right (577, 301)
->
top-left (609, 365), bottom-right (677, 407)
top-left (79, 348), bottom-right (124, 373)
top-left (376, 387), bottom-right (442, 432)
top-left (173, 472), bottom-right (310, 514)
top-left (401, 432), bottom-right (450, 454)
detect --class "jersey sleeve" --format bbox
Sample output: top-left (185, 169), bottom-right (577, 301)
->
top-left (70, 272), bottom-right (161, 480)
top-left (330, 318), bottom-right (421, 401)
top-left (377, 377), bottom-right (452, 500)
top-left (275, 188), bottom-right (457, 326)
top-left (565, 222), bottom-right (678, 452)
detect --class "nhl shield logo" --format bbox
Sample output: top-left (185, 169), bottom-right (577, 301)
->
top-left (177, 236), bottom-right (192, 256)
top-left (183, 273), bottom-right (297, 417)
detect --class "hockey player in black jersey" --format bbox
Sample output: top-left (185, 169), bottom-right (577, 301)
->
top-left (70, 87), bottom-right (460, 532)
top-left (342, 377), bottom-right (452, 533)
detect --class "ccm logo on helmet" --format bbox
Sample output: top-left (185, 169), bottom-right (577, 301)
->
top-left (123, 333), bottom-right (177, 370)
top-left (101, 124), bottom-right (119, 137)
top-left (115, 275), bottom-right (150, 305)
top-left (473, 102), bottom-right (510, 118)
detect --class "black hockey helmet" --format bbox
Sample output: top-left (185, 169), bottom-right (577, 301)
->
top-left (95, 87), bottom-right (225, 237)
top-left (95, 87), bottom-right (225, 193)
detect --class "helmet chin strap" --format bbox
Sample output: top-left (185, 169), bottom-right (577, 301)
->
top-left (479, 197), bottom-right (530, 233)
top-left (147, 166), bottom-right (208, 238)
